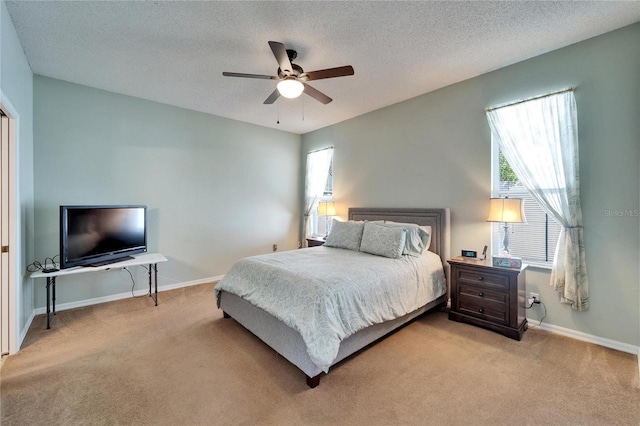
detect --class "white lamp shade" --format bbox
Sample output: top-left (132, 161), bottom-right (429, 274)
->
top-left (317, 201), bottom-right (336, 216)
top-left (277, 79), bottom-right (304, 98)
top-left (487, 198), bottom-right (526, 223)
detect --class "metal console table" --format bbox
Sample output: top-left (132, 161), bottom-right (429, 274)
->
top-left (31, 253), bottom-right (167, 329)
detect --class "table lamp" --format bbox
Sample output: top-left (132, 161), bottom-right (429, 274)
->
top-left (487, 197), bottom-right (526, 267)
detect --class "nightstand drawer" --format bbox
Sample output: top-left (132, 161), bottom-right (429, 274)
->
top-left (458, 283), bottom-right (508, 304)
top-left (457, 269), bottom-right (509, 291)
top-left (458, 294), bottom-right (509, 325)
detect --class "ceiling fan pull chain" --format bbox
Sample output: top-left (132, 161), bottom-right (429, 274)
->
top-left (277, 102), bottom-right (280, 125)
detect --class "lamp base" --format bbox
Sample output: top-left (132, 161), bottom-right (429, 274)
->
top-left (492, 256), bottom-right (522, 269)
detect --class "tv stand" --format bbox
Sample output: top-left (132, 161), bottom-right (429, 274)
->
top-left (89, 256), bottom-right (134, 267)
top-left (31, 253), bottom-right (167, 329)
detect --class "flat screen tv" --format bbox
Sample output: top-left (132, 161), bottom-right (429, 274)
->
top-left (60, 205), bottom-right (147, 269)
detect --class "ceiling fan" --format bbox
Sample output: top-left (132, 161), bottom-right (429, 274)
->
top-left (222, 41), bottom-right (354, 105)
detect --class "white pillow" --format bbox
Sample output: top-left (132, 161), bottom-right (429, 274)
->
top-left (359, 222), bottom-right (406, 259)
top-left (381, 221), bottom-right (431, 257)
top-left (419, 225), bottom-right (432, 250)
top-left (324, 219), bottom-right (365, 251)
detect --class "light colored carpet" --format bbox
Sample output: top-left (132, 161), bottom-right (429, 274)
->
top-left (1, 282), bottom-right (638, 425)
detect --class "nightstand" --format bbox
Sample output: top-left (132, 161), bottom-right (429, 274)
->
top-left (306, 237), bottom-right (325, 247)
top-left (448, 258), bottom-right (527, 340)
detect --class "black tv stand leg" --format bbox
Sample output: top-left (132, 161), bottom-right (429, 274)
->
top-left (46, 276), bottom-right (57, 329)
top-left (148, 263), bottom-right (158, 306)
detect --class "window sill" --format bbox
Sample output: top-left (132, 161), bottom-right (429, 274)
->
top-left (522, 261), bottom-right (553, 271)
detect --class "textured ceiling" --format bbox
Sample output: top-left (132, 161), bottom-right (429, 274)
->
top-left (5, 1), bottom-right (640, 134)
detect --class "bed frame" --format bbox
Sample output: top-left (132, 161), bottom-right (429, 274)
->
top-left (219, 208), bottom-right (451, 388)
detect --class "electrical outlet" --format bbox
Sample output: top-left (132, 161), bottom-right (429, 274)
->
top-left (530, 292), bottom-right (540, 304)
top-left (273, 244), bottom-right (278, 252)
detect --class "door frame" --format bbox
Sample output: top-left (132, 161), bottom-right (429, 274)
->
top-left (0, 93), bottom-right (19, 356)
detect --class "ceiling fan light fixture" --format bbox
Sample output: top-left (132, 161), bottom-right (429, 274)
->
top-left (277, 79), bottom-right (304, 98)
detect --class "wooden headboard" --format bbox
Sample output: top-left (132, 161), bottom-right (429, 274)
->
top-left (348, 208), bottom-right (451, 267)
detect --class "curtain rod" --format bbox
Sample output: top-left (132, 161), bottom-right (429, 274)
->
top-left (485, 87), bottom-right (575, 112)
top-left (308, 146), bottom-right (334, 154)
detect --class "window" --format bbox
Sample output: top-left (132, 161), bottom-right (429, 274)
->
top-left (312, 159), bottom-right (333, 236)
top-left (323, 161), bottom-right (333, 198)
top-left (487, 89), bottom-right (588, 310)
top-left (491, 144), bottom-right (562, 265)
top-left (303, 147), bottom-right (333, 241)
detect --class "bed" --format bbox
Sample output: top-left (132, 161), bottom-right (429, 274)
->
top-left (215, 207), bottom-right (450, 388)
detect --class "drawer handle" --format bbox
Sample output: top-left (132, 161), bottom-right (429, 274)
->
top-left (477, 276), bottom-right (484, 281)
top-left (478, 307), bottom-right (484, 313)
top-left (478, 292), bottom-right (484, 297)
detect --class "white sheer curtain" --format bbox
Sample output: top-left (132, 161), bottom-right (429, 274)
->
top-left (486, 90), bottom-right (589, 311)
top-left (303, 148), bottom-right (333, 246)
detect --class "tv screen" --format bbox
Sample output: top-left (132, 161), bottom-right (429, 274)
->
top-left (60, 205), bottom-right (147, 269)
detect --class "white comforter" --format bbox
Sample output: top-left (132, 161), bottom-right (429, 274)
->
top-left (214, 246), bottom-right (446, 372)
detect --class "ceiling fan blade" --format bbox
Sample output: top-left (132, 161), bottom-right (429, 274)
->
top-left (303, 66), bottom-right (354, 81)
top-left (268, 41), bottom-right (293, 74)
top-left (222, 72), bottom-right (278, 80)
top-left (303, 83), bottom-right (332, 104)
top-left (263, 89), bottom-right (280, 104)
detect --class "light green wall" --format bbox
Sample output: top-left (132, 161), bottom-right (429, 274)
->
top-left (0, 1), bottom-right (35, 341)
top-left (302, 24), bottom-right (640, 347)
top-left (33, 76), bottom-right (301, 307)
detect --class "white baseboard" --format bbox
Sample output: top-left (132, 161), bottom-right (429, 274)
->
top-left (33, 275), bottom-right (224, 316)
top-left (8, 310), bottom-right (36, 355)
top-left (17, 310), bottom-right (36, 350)
top-left (527, 318), bottom-right (640, 356)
